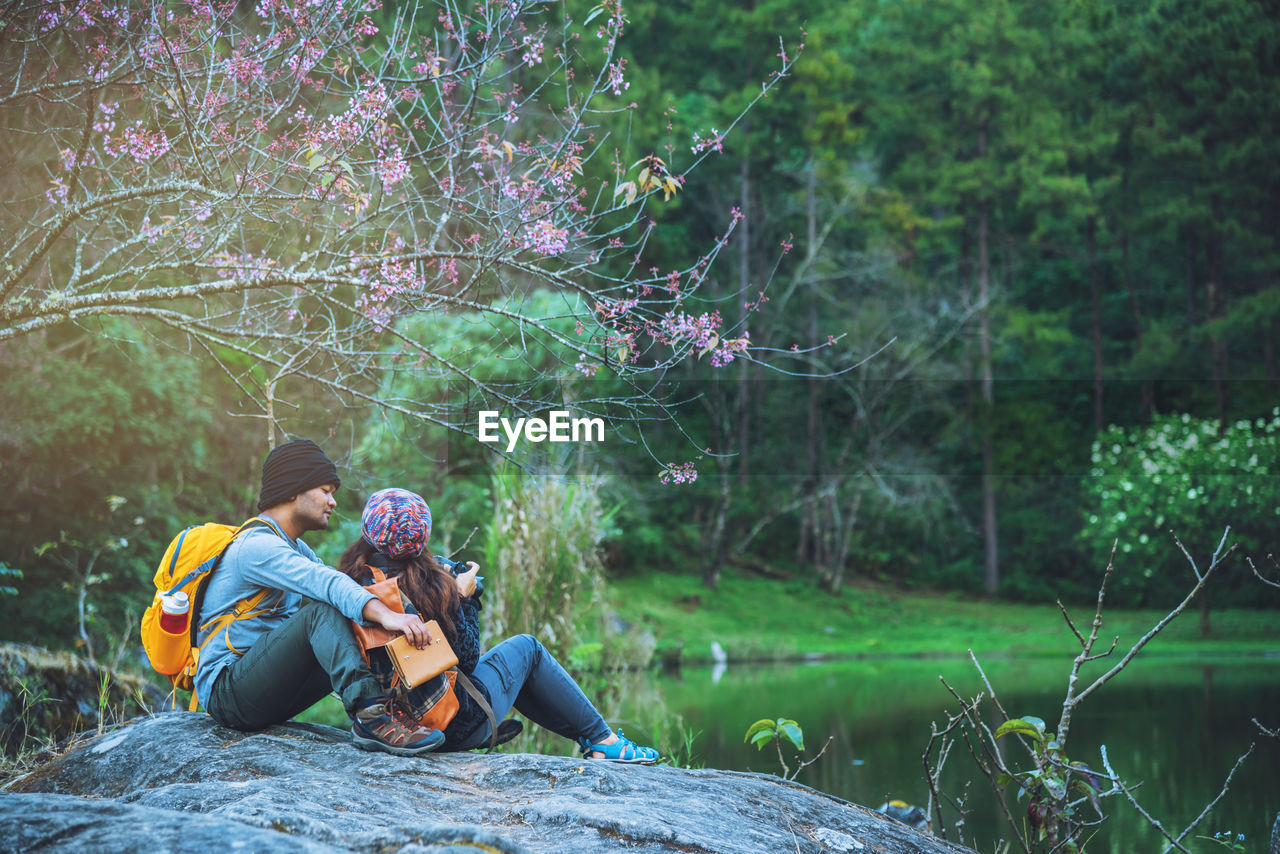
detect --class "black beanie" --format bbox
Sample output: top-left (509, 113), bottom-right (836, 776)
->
top-left (257, 438), bottom-right (341, 511)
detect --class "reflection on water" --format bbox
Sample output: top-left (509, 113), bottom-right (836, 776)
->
top-left (604, 656), bottom-right (1280, 853)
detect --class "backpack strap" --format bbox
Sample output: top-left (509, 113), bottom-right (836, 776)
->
top-left (454, 670), bottom-right (500, 752)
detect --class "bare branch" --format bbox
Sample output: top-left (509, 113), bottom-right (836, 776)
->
top-left (1100, 745), bottom-right (1193, 854)
top-left (1160, 744), bottom-right (1254, 853)
top-left (1248, 555), bottom-right (1280, 589)
top-left (1070, 528), bottom-right (1234, 711)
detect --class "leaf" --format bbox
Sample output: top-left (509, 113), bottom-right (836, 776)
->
top-left (748, 730), bottom-right (775, 750)
top-left (995, 717), bottom-right (1047, 743)
top-left (637, 166), bottom-right (650, 189)
top-left (777, 720), bottom-right (804, 752)
top-left (583, 3), bottom-right (606, 26)
top-left (308, 153), bottom-right (326, 171)
top-left (1044, 775), bottom-right (1067, 800)
top-left (744, 719), bottom-right (776, 742)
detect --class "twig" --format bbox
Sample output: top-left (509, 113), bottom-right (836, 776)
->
top-left (449, 526), bottom-right (481, 556)
top-left (1058, 543), bottom-right (1117, 749)
top-left (939, 678), bottom-right (1031, 854)
top-left (1100, 745), bottom-right (1193, 854)
top-left (1071, 528), bottom-right (1234, 711)
top-left (1247, 555), bottom-right (1280, 589)
top-left (790, 736), bottom-right (834, 781)
top-left (1253, 718), bottom-right (1279, 739)
top-left (923, 693), bottom-right (973, 840)
top-left (1161, 744), bottom-right (1254, 853)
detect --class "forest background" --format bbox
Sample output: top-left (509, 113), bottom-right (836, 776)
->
top-left (2, 0), bottom-right (1279, 665)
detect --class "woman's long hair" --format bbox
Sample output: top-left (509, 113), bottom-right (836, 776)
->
top-left (338, 538), bottom-right (460, 640)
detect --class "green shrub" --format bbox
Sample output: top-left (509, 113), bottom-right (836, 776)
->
top-left (481, 473), bottom-right (615, 657)
top-left (1082, 410), bottom-right (1280, 607)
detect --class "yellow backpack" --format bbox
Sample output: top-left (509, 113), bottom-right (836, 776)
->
top-left (140, 517), bottom-right (280, 708)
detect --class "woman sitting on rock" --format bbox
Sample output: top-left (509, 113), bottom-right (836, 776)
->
top-left (338, 488), bottom-right (659, 763)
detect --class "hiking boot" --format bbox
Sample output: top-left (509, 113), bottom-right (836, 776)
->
top-left (351, 699), bottom-right (445, 756)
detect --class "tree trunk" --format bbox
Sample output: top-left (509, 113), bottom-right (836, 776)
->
top-left (1088, 216), bottom-right (1104, 434)
top-left (977, 127), bottom-right (998, 596)
top-left (799, 161), bottom-right (820, 567)
top-left (704, 463), bottom-right (730, 590)
top-left (1267, 185), bottom-right (1279, 386)
top-left (1121, 227), bottom-right (1153, 423)
top-left (824, 487), bottom-right (862, 595)
top-left (735, 151), bottom-right (752, 487)
top-left (1184, 227), bottom-right (1199, 339)
top-left (1206, 195), bottom-right (1228, 430)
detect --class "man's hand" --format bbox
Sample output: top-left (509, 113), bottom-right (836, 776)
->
top-left (362, 598), bottom-right (432, 648)
top-left (455, 562), bottom-right (480, 597)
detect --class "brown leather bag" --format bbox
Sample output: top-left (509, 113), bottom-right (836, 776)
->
top-left (350, 564), bottom-right (403, 653)
top-left (386, 622), bottom-right (458, 687)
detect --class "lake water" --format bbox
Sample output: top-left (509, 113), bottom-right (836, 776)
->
top-left (603, 655), bottom-right (1280, 853)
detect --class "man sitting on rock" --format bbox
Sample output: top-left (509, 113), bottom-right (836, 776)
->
top-left (193, 438), bottom-right (444, 756)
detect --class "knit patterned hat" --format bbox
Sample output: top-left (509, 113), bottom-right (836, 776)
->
top-left (361, 488), bottom-right (432, 558)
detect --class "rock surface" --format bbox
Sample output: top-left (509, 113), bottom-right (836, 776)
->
top-left (5, 711), bottom-right (976, 853)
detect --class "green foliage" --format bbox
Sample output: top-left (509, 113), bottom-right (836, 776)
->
top-left (993, 715), bottom-right (1103, 852)
top-left (1082, 411), bottom-right (1280, 607)
top-left (745, 717), bottom-right (804, 753)
top-left (1196, 830), bottom-right (1251, 852)
top-left (480, 473), bottom-right (614, 658)
top-left (0, 322), bottom-right (262, 650)
top-left (0, 564), bottom-right (21, 598)
top-left (743, 715), bottom-right (829, 781)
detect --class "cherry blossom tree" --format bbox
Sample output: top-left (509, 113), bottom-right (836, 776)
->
top-left (0, 0), bottom-right (794, 448)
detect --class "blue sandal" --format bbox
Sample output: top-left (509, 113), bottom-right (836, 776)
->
top-left (578, 730), bottom-right (660, 764)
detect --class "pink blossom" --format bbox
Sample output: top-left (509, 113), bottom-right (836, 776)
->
top-left (227, 50), bottom-right (266, 83)
top-left (523, 219), bottom-right (568, 256)
top-left (377, 146), bottom-right (409, 190)
top-left (46, 178), bottom-right (69, 205)
top-left (691, 128), bottom-right (724, 154)
top-left (107, 122), bottom-right (171, 163)
top-left (659, 462), bottom-right (699, 485)
top-left (521, 36), bottom-right (544, 67)
top-left (606, 59), bottom-right (629, 96)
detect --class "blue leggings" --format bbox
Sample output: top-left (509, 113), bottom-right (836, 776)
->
top-left (456, 634), bottom-right (612, 751)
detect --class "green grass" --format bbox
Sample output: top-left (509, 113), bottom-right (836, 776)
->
top-left (602, 569), bottom-right (1280, 663)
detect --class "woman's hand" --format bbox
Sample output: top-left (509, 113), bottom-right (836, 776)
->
top-left (455, 562), bottom-right (480, 597)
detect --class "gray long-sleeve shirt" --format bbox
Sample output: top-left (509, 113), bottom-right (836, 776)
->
top-left (192, 518), bottom-right (374, 705)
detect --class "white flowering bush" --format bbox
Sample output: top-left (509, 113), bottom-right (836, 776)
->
top-left (1082, 409), bottom-right (1280, 606)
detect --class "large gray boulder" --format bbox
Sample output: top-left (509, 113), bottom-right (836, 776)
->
top-left (4, 712), bottom-right (975, 853)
